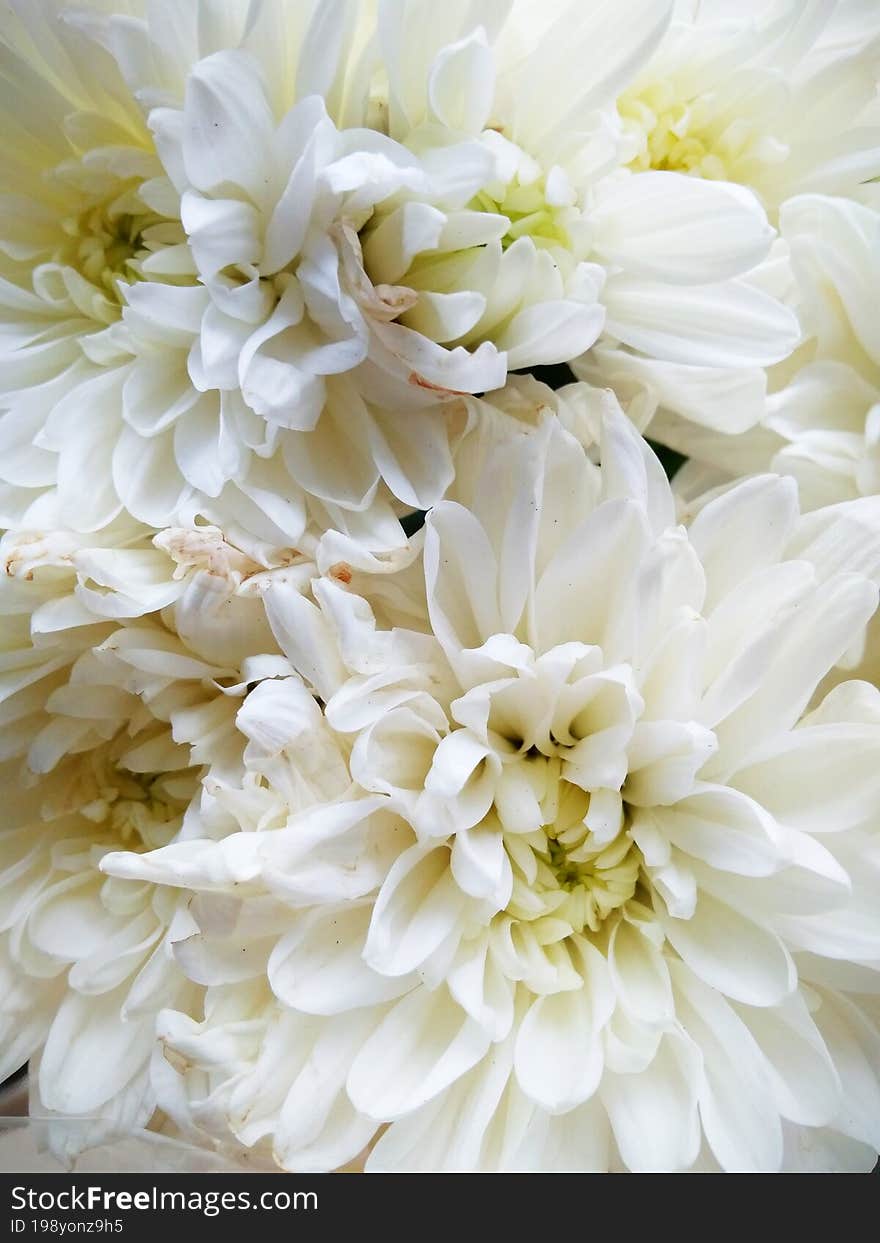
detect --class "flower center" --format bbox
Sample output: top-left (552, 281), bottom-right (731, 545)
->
top-left (56, 742), bottom-right (198, 852)
top-left (60, 194), bottom-right (158, 301)
top-left (619, 76), bottom-right (791, 189)
top-left (620, 82), bottom-right (734, 179)
top-left (502, 765), bottom-right (640, 936)
top-left (81, 772), bottom-right (185, 845)
top-left (470, 177), bottom-right (575, 252)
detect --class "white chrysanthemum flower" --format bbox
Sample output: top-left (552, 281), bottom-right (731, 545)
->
top-left (617, 1), bottom-right (880, 213)
top-left (344, 0), bottom-right (796, 447)
top-left (96, 0), bottom-right (793, 390)
top-left (666, 195), bottom-right (880, 517)
top-left (1, 0), bottom-right (797, 553)
top-left (0, 519), bottom-right (299, 1150)
top-left (573, 0), bottom-right (878, 440)
top-left (109, 675), bottom-right (414, 1172)
top-left (105, 395), bottom-right (880, 1172)
top-left (0, 0), bottom-right (427, 555)
top-left (0, 1), bottom-right (170, 527)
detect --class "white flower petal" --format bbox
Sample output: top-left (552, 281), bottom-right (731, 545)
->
top-left (428, 29), bottom-right (495, 136)
top-left (365, 845), bottom-right (465, 977)
top-left (672, 963), bottom-right (783, 1172)
top-left (39, 985), bottom-right (154, 1115)
top-left (649, 786), bottom-right (785, 878)
top-left (709, 572), bottom-right (879, 773)
top-left (347, 986), bottom-right (490, 1120)
top-left (426, 501), bottom-right (500, 655)
top-left (600, 1032), bottom-right (701, 1172)
top-left (180, 191), bottom-right (261, 281)
top-left (497, 298), bottom-right (605, 370)
top-left (535, 499), bottom-right (651, 655)
top-left (599, 406), bottom-right (676, 535)
top-left (447, 934), bottom-right (515, 1041)
top-left (451, 822), bottom-right (512, 907)
top-left (269, 904), bottom-right (416, 1015)
top-left (811, 990), bottom-right (880, 1151)
top-left (263, 581), bottom-right (347, 702)
top-left (689, 475), bottom-right (800, 611)
top-left (514, 989), bottom-right (604, 1114)
top-left (181, 51), bottom-right (275, 203)
top-left (603, 276), bottom-right (800, 368)
top-left (663, 892), bottom-right (796, 1007)
top-left (609, 918), bottom-right (673, 1026)
top-left (112, 425), bottom-right (189, 527)
top-left (591, 172), bottom-right (775, 285)
top-left (734, 723), bottom-right (880, 836)
top-left (734, 992), bottom-right (841, 1129)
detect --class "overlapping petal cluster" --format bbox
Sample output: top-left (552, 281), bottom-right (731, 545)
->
top-left (0, 0), bottom-right (800, 556)
top-left (0, 520), bottom-right (289, 1145)
top-left (1, 0), bottom-right (879, 1177)
top-left (101, 407), bottom-right (880, 1172)
top-left (667, 196), bottom-right (880, 513)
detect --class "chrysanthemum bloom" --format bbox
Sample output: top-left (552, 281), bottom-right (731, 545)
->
top-left (0, 520), bottom-right (294, 1151)
top-left (105, 396), bottom-right (880, 1171)
top-left (107, 677), bottom-right (416, 1172)
top-left (353, 0), bottom-right (794, 416)
top-left (0, 0), bottom-right (419, 557)
top-left (1, 0), bottom-right (796, 556)
top-left (617, 0), bottom-right (880, 215)
top-left (573, 0), bottom-right (879, 443)
top-left (666, 195), bottom-right (880, 516)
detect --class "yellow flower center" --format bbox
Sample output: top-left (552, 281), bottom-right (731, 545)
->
top-left (620, 81), bottom-right (732, 179)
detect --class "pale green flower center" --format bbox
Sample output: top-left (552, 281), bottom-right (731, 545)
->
top-left (470, 179), bottom-right (574, 252)
top-left (502, 766), bottom-right (640, 936)
top-left (60, 196), bottom-right (159, 301)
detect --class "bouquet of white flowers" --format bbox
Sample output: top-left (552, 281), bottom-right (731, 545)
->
top-left (1, 0), bottom-right (879, 1174)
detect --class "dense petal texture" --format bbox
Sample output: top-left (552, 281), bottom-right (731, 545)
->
top-left (0, 519), bottom-right (298, 1150)
top-left (100, 396), bottom-right (880, 1173)
top-left (668, 196), bottom-right (880, 514)
top-left (575, 0), bottom-right (880, 447)
top-left (0, 0), bottom-right (802, 558)
top-left (1, 0), bottom-right (879, 1178)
